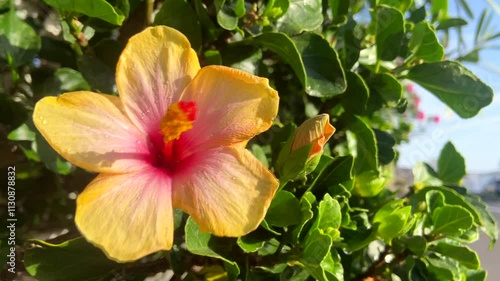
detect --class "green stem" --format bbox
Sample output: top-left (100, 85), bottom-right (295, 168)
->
top-left (64, 15), bottom-right (84, 56)
top-left (146, 0), bottom-right (155, 26)
top-left (374, 59), bottom-right (381, 74)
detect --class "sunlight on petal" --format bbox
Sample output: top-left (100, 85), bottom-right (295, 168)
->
top-left (116, 26), bottom-right (200, 139)
top-left (172, 147), bottom-right (279, 236)
top-left (76, 168), bottom-right (174, 262)
top-left (177, 66), bottom-right (279, 159)
top-left (33, 91), bottom-right (151, 173)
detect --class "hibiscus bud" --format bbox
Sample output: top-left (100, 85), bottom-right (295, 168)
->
top-left (276, 114), bottom-right (335, 181)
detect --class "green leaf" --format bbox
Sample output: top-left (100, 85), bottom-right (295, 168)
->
top-left (78, 55), bottom-right (115, 94)
top-left (374, 200), bottom-right (413, 242)
top-left (249, 32), bottom-right (306, 88)
top-left (309, 194), bottom-right (341, 239)
top-left (431, 0), bottom-right (448, 21)
top-left (185, 217), bottom-right (239, 276)
top-left (343, 224), bottom-right (379, 252)
top-left (263, 0), bottom-right (290, 20)
top-left (249, 32), bottom-right (346, 98)
top-left (457, 0), bottom-right (473, 18)
top-left (260, 219), bottom-right (281, 236)
top-left (461, 267), bottom-right (487, 281)
top-left (237, 229), bottom-right (272, 253)
top-left (409, 21), bottom-right (444, 62)
top-left (432, 205), bottom-right (473, 236)
top-left (154, 0), bottom-right (202, 50)
top-left (35, 133), bottom-right (73, 175)
top-left (93, 39), bottom-right (124, 69)
top-left (341, 72), bottom-right (369, 115)
top-left (39, 67), bottom-right (91, 98)
top-left (215, 0), bottom-right (245, 30)
top-left (291, 192), bottom-right (315, 242)
top-left (329, 0), bottom-right (348, 25)
top-left (457, 49), bottom-right (480, 63)
top-left (407, 61), bottom-right (494, 118)
top-left (276, 134), bottom-right (313, 180)
top-left (221, 45), bottom-right (262, 74)
top-left (425, 190), bottom-right (445, 214)
top-left (250, 144), bottom-right (269, 167)
top-left (339, 21), bottom-right (362, 70)
top-left (349, 116), bottom-right (379, 174)
top-left (277, 0), bottom-right (323, 35)
top-left (423, 256), bottom-right (460, 281)
top-left (310, 155), bottom-right (354, 192)
top-left (280, 266), bottom-right (310, 281)
top-left (369, 73), bottom-right (403, 106)
top-left (430, 242), bottom-right (479, 269)
top-left (373, 129), bottom-right (396, 165)
top-left (412, 186), bottom-right (481, 226)
top-left (0, 11), bottom-right (41, 67)
top-left (375, 5), bottom-right (405, 61)
top-left (257, 238), bottom-right (280, 256)
top-left (465, 194), bottom-right (498, 248)
top-left (412, 162), bottom-right (443, 188)
top-left (409, 5), bottom-right (426, 23)
top-left (43, 0), bottom-right (125, 25)
top-left (379, 0), bottom-right (412, 12)
top-left (293, 32), bottom-right (346, 97)
top-left (24, 237), bottom-right (120, 281)
top-left (436, 18), bottom-right (468, 30)
top-left (266, 190), bottom-right (302, 227)
top-left (204, 50), bottom-right (222, 66)
top-left (8, 123), bottom-right (36, 141)
top-left (193, 0), bottom-right (221, 41)
top-left (299, 229), bottom-right (333, 281)
top-left (396, 236), bottom-right (427, 256)
top-left (437, 142), bottom-right (466, 184)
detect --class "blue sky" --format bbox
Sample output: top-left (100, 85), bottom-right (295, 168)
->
top-left (398, 0), bottom-right (500, 173)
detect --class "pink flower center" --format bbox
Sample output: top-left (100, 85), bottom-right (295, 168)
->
top-left (154, 101), bottom-right (197, 171)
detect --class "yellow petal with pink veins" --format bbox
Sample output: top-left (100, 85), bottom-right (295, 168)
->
top-left (33, 91), bottom-right (150, 173)
top-left (172, 146), bottom-right (279, 236)
top-left (116, 26), bottom-right (200, 139)
top-left (176, 65), bottom-right (279, 160)
top-left (76, 167), bottom-right (174, 262)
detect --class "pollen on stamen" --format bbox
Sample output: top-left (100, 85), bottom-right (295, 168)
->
top-left (159, 101), bottom-right (197, 143)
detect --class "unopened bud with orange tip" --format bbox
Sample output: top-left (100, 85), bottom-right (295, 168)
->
top-left (276, 114), bottom-right (335, 181)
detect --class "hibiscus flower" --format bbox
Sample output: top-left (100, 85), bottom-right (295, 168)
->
top-left (33, 26), bottom-right (280, 262)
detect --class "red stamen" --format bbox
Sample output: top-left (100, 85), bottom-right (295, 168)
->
top-left (178, 101), bottom-right (197, 121)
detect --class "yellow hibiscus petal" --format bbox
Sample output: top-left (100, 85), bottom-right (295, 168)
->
top-left (172, 147), bottom-right (279, 236)
top-left (116, 26), bottom-right (200, 138)
top-left (176, 66), bottom-right (279, 159)
top-left (291, 113), bottom-right (335, 160)
top-left (33, 91), bottom-right (150, 173)
top-left (75, 167), bottom-right (174, 262)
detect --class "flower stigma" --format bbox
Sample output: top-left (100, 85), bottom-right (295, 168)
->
top-left (158, 101), bottom-right (197, 167)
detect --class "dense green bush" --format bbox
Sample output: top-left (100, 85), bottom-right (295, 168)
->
top-left (1, 0), bottom-right (498, 280)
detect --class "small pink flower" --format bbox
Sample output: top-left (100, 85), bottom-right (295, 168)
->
top-left (433, 115), bottom-right (440, 123)
top-left (405, 83), bottom-right (414, 93)
top-left (414, 95), bottom-right (421, 109)
top-left (417, 111), bottom-right (425, 121)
